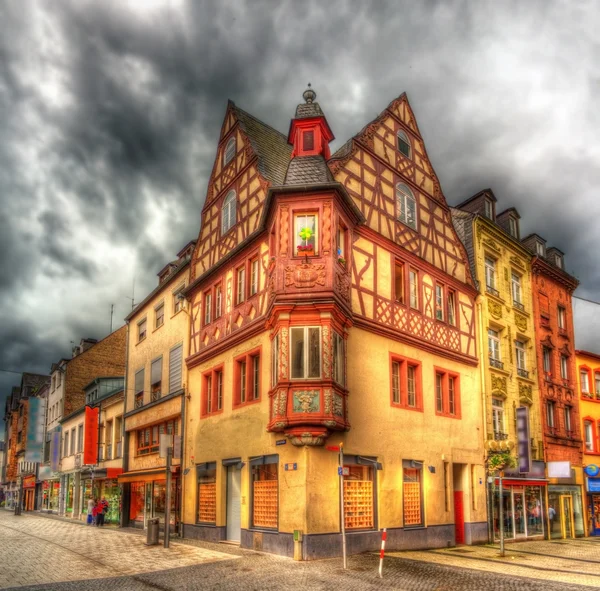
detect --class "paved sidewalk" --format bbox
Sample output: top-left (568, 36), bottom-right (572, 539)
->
top-left (389, 538), bottom-right (600, 588)
top-left (0, 511), bottom-right (238, 589)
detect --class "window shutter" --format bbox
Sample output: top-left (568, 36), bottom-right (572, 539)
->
top-left (135, 369), bottom-right (144, 394)
top-left (151, 358), bottom-right (162, 385)
top-left (169, 344), bottom-right (183, 393)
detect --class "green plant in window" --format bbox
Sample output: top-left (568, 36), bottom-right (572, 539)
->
top-left (299, 226), bottom-right (313, 243)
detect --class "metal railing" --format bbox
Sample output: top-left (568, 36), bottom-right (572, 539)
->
top-left (517, 368), bottom-right (529, 379)
top-left (494, 431), bottom-right (509, 441)
top-left (489, 357), bottom-right (504, 370)
top-left (486, 285), bottom-right (500, 297)
top-left (106, 444), bottom-right (112, 460)
top-left (513, 300), bottom-right (525, 312)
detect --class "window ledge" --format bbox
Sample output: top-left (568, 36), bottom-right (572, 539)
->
top-left (136, 336), bottom-right (147, 346)
top-left (233, 398), bottom-right (261, 410)
top-left (152, 324), bottom-right (164, 334)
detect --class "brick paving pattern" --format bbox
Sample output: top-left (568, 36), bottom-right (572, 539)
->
top-left (2, 511), bottom-right (599, 590)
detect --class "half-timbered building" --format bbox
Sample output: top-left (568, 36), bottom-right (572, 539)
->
top-left (182, 88), bottom-right (487, 557)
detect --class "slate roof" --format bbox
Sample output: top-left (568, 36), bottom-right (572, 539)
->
top-left (450, 208), bottom-right (478, 291)
top-left (231, 104), bottom-right (292, 186)
top-left (284, 156), bottom-right (334, 185)
top-left (295, 102), bottom-right (325, 119)
top-left (331, 139), bottom-right (353, 160)
top-left (21, 373), bottom-right (50, 397)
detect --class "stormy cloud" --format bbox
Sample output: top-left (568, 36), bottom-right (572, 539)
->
top-left (1, 0), bottom-right (599, 436)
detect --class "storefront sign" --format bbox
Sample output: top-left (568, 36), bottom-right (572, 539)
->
top-left (23, 476), bottom-right (36, 488)
top-left (588, 478), bottom-right (600, 492)
top-left (548, 461), bottom-right (571, 478)
top-left (585, 465), bottom-right (600, 477)
top-left (25, 397), bottom-right (45, 462)
top-left (516, 406), bottom-right (531, 474)
top-left (50, 430), bottom-right (61, 473)
top-left (276, 439), bottom-right (287, 446)
top-left (84, 406), bottom-right (99, 465)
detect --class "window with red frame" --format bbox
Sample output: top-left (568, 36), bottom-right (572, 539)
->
top-left (581, 367), bottom-right (592, 396)
top-left (234, 349), bottom-right (261, 407)
top-left (203, 290), bottom-right (212, 326)
top-left (434, 369), bottom-right (460, 418)
top-left (201, 367), bottom-right (223, 417)
top-left (390, 356), bottom-right (421, 410)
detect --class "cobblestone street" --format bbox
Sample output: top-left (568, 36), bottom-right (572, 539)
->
top-left (2, 511), bottom-right (600, 590)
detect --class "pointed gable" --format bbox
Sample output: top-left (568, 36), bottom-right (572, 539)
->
top-left (328, 93), bottom-right (474, 287)
top-left (192, 102), bottom-right (291, 279)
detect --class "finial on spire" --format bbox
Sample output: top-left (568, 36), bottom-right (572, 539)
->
top-left (303, 83), bottom-right (316, 104)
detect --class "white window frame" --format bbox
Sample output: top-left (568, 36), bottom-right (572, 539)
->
top-left (581, 369), bottom-right (590, 394)
top-left (294, 213), bottom-right (318, 254)
top-left (409, 269), bottom-right (419, 309)
top-left (204, 292), bottom-right (212, 325)
top-left (396, 183), bottom-right (417, 230)
top-left (221, 190), bottom-right (237, 235)
top-left (435, 284), bottom-right (444, 321)
top-left (485, 257), bottom-right (496, 290)
top-left (558, 306), bottom-right (566, 330)
top-left (484, 198), bottom-right (493, 219)
top-left (560, 355), bottom-right (569, 380)
top-left (488, 329), bottom-right (501, 361)
top-left (511, 272), bottom-right (522, 304)
top-left (215, 284), bottom-right (222, 318)
top-left (515, 340), bottom-right (526, 370)
top-left (543, 347), bottom-right (552, 373)
top-left (546, 401), bottom-right (555, 429)
top-left (224, 137), bottom-right (236, 166)
top-left (585, 421), bottom-right (594, 451)
top-left (509, 217), bottom-right (518, 238)
top-left (492, 398), bottom-right (505, 435)
top-left (536, 241), bottom-right (545, 256)
top-left (236, 267), bottom-right (246, 305)
top-left (290, 326), bottom-right (321, 380)
top-left (250, 258), bottom-right (259, 296)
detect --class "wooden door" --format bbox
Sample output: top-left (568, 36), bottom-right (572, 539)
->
top-left (454, 490), bottom-right (465, 544)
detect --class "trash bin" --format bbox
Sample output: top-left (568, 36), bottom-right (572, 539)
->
top-left (146, 518), bottom-right (160, 546)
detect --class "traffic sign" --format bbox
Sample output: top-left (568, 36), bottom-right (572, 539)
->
top-left (338, 466), bottom-right (349, 476)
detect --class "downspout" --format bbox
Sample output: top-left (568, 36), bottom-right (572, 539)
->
top-left (120, 321), bottom-right (130, 528)
top-left (179, 293), bottom-right (191, 538)
top-left (477, 294), bottom-right (492, 542)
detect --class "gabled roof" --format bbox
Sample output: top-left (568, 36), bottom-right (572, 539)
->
top-left (455, 188), bottom-right (497, 209)
top-left (497, 207), bottom-right (521, 220)
top-left (230, 102), bottom-right (292, 187)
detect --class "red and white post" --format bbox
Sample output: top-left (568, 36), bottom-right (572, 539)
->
top-left (378, 528), bottom-right (387, 578)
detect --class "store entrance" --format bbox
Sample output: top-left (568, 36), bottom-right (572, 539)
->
top-left (226, 466), bottom-right (241, 542)
top-left (560, 495), bottom-right (575, 539)
top-left (589, 494), bottom-right (600, 535)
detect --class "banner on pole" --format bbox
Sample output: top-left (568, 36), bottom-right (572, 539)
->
top-left (83, 406), bottom-right (99, 465)
top-left (25, 397), bottom-right (46, 463)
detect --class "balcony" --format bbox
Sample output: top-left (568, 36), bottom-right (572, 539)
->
top-left (489, 357), bottom-right (504, 370)
top-left (486, 285), bottom-right (500, 298)
top-left (517, 368), bottom-right (529, 379)
top-left (494, 431), bottom-right (509, 441)
top-left (513, 300), bottom-right (525, 312)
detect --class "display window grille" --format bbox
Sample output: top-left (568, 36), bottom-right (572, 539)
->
top-left (251, 455), bottom-right (278, 530)
top-left (343, 464), bottom-right (375, 530)
top-left (403, 460), bottom-right (424, 527)
top-left (197, 462), bottom-right (217, 524)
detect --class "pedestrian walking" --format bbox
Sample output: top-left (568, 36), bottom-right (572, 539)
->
top-left (86, 498), bottom-right (95, 525)
top-left (91, 501), bottom-right (100, 526)
top-left (549, 505), bottom-right (556, 532)
top-left (100, 496), bottom-right (109, 525)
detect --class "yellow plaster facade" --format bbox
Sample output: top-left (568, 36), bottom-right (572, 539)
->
top-left (473, 217), bottom-right (543, 454)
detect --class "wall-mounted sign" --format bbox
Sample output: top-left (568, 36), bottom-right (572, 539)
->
top-left (338, 466), bottom-right (350, 476)
top-left (276, 439), bottom-right (287, 446)
top-left (284, 463), bottom-right (297, 471)
top-left (585, 465), bottom-right (600, 477)
top-left (516, 406), bottom-right (531, 474)
top-left (548, 461), bottom-right (571, 478)
top-left (588, 478), bottom-right (600, 492)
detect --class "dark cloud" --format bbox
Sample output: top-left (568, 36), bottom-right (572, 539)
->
top-left (1, 0), bottom-right (600, 437)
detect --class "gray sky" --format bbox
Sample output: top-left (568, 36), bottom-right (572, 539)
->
top-left (1, 0), bottom-right (600, 437)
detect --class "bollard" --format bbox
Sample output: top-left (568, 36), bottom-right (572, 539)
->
top-left (293, 529), bottom-right (303, 561)
top-left (378, 528), bottom-right (387, 578)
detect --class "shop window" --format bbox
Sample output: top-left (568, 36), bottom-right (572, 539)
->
top-left (409, 269), bottom-right (419, 309)
top-left (155, 302), bottom-right (164, 329)
top-left (137, 318), bottom-right (147, 342)
top-left (333, 331), bottom-right (345, 386)
top-left (447, 289), bottom-right (457, 326)
top-left (203, 290), bottom-right (212, 325)
top-left (435, 369), bottom-right (460, 418)
top-left (130, 482), bottom-right (145, 524)
top-left (290, 326), bottom-right (321, 379)
top-left (250, 258), bottom-right (259, 296)
top-left (134, 368), bottom-right (144, 409)
top-left (151, 357), bottom-right (162, 401)
top-left (215, 284), bottom-right (223, 318)
top-left (403, 460), bottom-right (424, 527)
top-left (234, 349), bottom-right (261, 407)
top-left (294, 213), bottom-right (317, 255)
top-left (396, 183), bottom-right (417, 230)
top-left (197, 462), bottom-right (217, 524)
top-left (343, 463), bottom-right (375, 530)
top-left (394, 261), bottom-right (404, 304)
top-left (390, 355), bottom-right (422, 410)
top-left (251, 455), bottom-right (278, 529)
top-left (201, 366), bottom-right (224, 417)
top-left (236, 266), bottom-right (245, 305)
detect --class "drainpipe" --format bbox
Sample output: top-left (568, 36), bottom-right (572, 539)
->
top-left (476, 295), bottom-right (493, 542)
top-left (120, 321), bottom-right (130, 528)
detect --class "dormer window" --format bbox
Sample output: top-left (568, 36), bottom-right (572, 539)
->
top-left (536, 241), bottom-right (545, 257)
top-left (555, 254), bottom-right (563, 269)
top-left (397, 130), bottom-right (411, 158)
top-left (221, 190), bottom-right (237, 235)
top-left (508, 217), bottom-right (518, 238)
top-left (303, 130), bottom-right (314, 152)
top-left (396, 183), bottom-right (417, 230)
top-left (224, 137), bottom-right (236, 167)
top-left (484, 198), bottom-right (493, 220)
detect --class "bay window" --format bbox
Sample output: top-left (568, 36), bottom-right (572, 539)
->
top-left (294, 213), bottom-right (317, 255)
top-left (290, 327), bottom-right (321, 379)
top-left (333, 331), bottom-right (345, 386)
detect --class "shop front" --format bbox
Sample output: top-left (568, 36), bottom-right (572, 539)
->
top-left (492, 480), bottom-right (546, 540)
top-left (548, 484), bottom-right (585, 539)
top-left (40, 480), bottom-right (61, 512)
top-left (120, 469), bottom-right (180, 532)
top-left (585, 465), bottom-right (600, 536)
top-left (22, 475), bottom-right (36, 511)
top-left (79, 471), bottom-right (122, 525)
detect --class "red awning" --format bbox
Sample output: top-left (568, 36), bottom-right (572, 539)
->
top-left (118, 466), bottom-right (179, 483)
top-left (495, 479), bottom-right (548, 487)
top-left (106, 468), bottom-right (123, 479)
